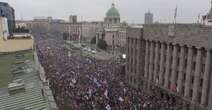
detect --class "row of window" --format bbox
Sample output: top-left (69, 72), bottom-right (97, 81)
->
top-left (126, 38), bottom-right (212, 106)
top-left (144, 41), bottom-right (212, 106)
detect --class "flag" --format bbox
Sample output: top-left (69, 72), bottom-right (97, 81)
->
top-left (174, 5), bottom-right (178, 20)
top-left (174, 5), bottom-right (178, 23)
top-left (104, 89), bottom-right (108, 99)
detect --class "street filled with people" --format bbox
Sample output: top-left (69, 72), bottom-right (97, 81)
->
top-left (35, 36), bottom-right (178, 110)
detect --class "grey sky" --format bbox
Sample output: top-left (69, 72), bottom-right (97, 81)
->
top-left (2, 0), bottom-right (212, 23)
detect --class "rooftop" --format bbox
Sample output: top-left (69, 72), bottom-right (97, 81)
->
top-left (0, 37), bottom-right (33, 53)
top-left (143, 24), bottom-right (212, 49)
top-left (0, 50), bottom-right (49, 110)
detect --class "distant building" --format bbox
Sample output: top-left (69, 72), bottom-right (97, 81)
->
top-left (144, 11), bottom-right (153, 24)
top-left (104, 3), bottom-right (120, 26)
top-left (203, 1), bottom-right (212, 26)
top-left (104, 26), bottom-right (126, 53)
top-left (96, 3), bottom-right (127, 53)
top-left (69, 15), bottom-right (77, 23)
top-left (0, 16), bottom-right (9, 40)
top-left (0, 2), bottom-right (15, 35)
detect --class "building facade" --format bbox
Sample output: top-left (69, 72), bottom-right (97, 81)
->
top-left (144, 11), bottom-right (153, 24)
top-left (104, 26), bottom-right (127, 53)
top-left (126, 27), bottom-right (145, 88)
top-left (16, 19), bottom-right (102, 42)
top-left (0, 2), bottom-right (15, 35)
top-left (100, 3), bottom-right (127, 53)
top-left (126, 24), bottom-right (212, 110)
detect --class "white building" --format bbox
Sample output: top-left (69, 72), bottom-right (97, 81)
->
top-left (0, 17), bottom-right (9, 41)
top-left (69, 15), bottom-right (77, 23)
top-left (203, 1), bottom-right (212, 26)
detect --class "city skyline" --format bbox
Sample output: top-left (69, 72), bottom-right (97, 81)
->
top-left (2, 0), bottom-right (212, 23)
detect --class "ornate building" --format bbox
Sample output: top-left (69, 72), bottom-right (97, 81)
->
top-left (100, 3), bottom-right (127, 53)
top-left (104, 3), bottom-right (120, 26)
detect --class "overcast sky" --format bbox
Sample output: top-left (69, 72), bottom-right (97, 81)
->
top-left (1, 0), bottom-right (212, 23)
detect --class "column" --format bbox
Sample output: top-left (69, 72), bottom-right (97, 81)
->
top-left (148, 42), bottom-right (154, 89)
top-left (201, 49), bottom-right (211, 106)
top-left (177, 46), bottom-right (186, 94)
top-left (208, 70), bottom-right (212, 108)
top-left (144, 41), bottom-right (149, 89)
top-left (153, 42), bottom-right (159, 84)
top-left (185, 46), bottom-right (193, 98)
top-left (136, 39), bottom-right (141, 86)
top-left (126, 38), bottom-right (129, 82)
top-left (132, 39), bottom-right (135, 85)
top-left (165, 44), bottom-right (172, 88)
top-left (192, 48), bottom-right (202, 102)
top-left (128, 39), bottom-right (132, 83)
top-left (171, 45), bottom-right (178, 91)
top-left (159, 43), bottom-right (165, 85)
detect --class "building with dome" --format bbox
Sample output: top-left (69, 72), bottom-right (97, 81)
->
top-left (104, 3), bottom-right (120, 25)
top-left (96, 3), bottom-right (128, 55)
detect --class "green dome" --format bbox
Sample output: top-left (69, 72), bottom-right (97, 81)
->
top-left (106, 4), bottom-right (120, 17)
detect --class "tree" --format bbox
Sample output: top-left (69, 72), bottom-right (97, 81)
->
top-left (97, 39), bottom-right (108, 50)
top-left (90, 36), bottom-right (96, 44)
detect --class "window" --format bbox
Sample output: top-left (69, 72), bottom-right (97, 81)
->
top-left (200, 78), bottom-right (203, 87)
top-left (190, 89), bottom-right (193, 98)
top-left (182, 86), bottom-right (185, 95)
top-left (183, 73), bottom-right (186, 83)
top-left (198, 92), bottom-right (202, 103)
top-left (191, 76), bottom-right (194, 84)
top-left (192, 62), bottom-right (196, 71)
top-left (114, 18), bottom-right (117, 23)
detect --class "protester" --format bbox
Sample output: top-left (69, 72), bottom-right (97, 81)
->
top-left (35, 36), bottom-right (177, 110)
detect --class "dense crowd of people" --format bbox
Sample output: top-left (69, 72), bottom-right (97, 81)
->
top-left (35, 36), bottom-right (178, 110)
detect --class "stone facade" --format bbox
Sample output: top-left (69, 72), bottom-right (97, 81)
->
top-left (126, 27), bottom-right (145, 88)
top-left (16, 20), bottom-right (101, 42)
top-left (104, 26), bottom-right (126, 52)
top-left (126, 24), bottom-right (212, 110)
